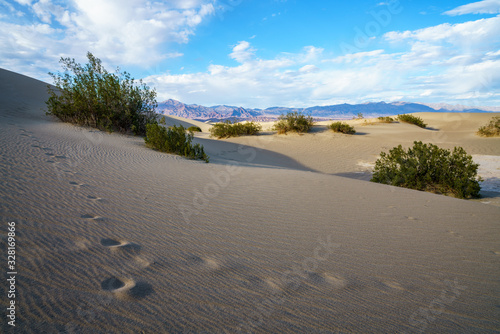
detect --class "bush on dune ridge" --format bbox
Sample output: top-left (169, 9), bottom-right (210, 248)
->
top-left (46, 52), bottom-right (158, 135)
top-left (397, 114), bottom-right (427, 128)
top-left (371, 141), bottom-right (481, 199)
top-left (273, 111), bottom-right (314, 134)
top-left (329, 121), bottom-right (356, 134)
top-left (47, 52), bottom-right (209, 162)
top-left (210, 120), bottom-right (262, 139)
top-left (377, 116), bottom-right (394, 123)
top-left (145, 124), bottom-right (209, 162)
top-left (188, 126), bottom-right (202, 132)
top-left (477, 116), bottom-right (500, 137)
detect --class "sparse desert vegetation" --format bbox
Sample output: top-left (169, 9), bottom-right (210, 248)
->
top-left (377, 116), bottom-right (394, 123)
top-left (145, 123), bottom-right (209, 162)
top-left (329, 121), bottom-right (356, 134)
top-left (46, 52), bottom-right (158, 135)
top-left (477, 116), bottom-right (500, 137)
top-left (188, 126), bottom-right (202, 133)
top-left (273, 111), bottom-right (314, 134)
top-left (210, 120), bottom-right (262, 139)
top-left (371, 141), bottom-right (481, 199)
top-left (397, 114), bottom-right (427, 128)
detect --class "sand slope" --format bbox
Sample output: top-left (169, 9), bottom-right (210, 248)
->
top-left (1, 68), bottom-right (499, 333)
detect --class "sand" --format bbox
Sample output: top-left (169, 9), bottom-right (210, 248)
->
top-left (1, 68), bottom-right (499, 333)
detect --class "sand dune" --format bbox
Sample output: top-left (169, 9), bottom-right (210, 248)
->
top-left (1, 68), bottom-right (499, 333)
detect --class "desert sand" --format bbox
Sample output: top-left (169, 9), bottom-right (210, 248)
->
top-left (1, 68), bottom-right (499, 333)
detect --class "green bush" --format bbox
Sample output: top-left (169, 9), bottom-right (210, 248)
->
top-left (188, 126), bottom-right (202, 133)
top-left (371, 141), bottom-right (481, 199)
top-left (210, 120), bottom-right (262, 139)
top-left (46, 52), bottom-right (158, 135)
top-left (377, 116), bottom-right (394, 123)
top-left (273, 112), bottom-right (314, 134)
top-left (477, 116), bottom-right (500, 137)
top-left (329, 121), bottom-right (356, 134)
top-left (397, 114), bottom-right (427, 128)
top-left (145, 124), bottom-right (209, 162)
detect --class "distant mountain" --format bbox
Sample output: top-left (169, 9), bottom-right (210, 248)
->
top-left (157, 99), bottom-right (262, 121)
top-left (420, 103), bottom-right (500, 113)
top-left (157, 99), bottom-right (499, 121)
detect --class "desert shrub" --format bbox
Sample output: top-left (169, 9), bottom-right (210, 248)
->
top-left (273, 112), bottom-right (314, 134)
top-left (159, 117), bottom-right (166, 125)
top-left (397, 114), bottom-right (427, 128)
top-left (377, 116), bottom-right (394, 123)
top-left (188, 126), bottom-right (202, 133)
top-left (145, 124), bottom-right (209, 162)
top-left (46, 52), bottom-right (158, 135)
top-left (329, 121), bottom-right (356, 134)
top-left (371, 141), bottom-right (481, 199)
top-left (210, 120), bottom-right (262, 139)
top-left (477, 116), bottom-right (500, 137)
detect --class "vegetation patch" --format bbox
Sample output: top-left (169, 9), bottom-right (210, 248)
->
top-left (46, 52), bottom-right (157, 135)
top-left (377, 116), bottom-right (395, 123)
top-left (397, 114), bottom-right (427, 128)
top-left (188, 126), bottom-right (202, 133)
top-left (477, 116), bottom-right (500, 137)
top-left (329, 122), bottom-right (356, 134)
top-left (209, 120), bottom-right (262, 139)
top-left (145, 124), bottom-right (209, 162)
top-left (371, 141), bottom-right (481, 199)
top-left (273, 112), bottom-right (314, 134)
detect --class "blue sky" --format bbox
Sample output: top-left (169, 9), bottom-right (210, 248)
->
top-left (1, 0), bottom-right (500, 108)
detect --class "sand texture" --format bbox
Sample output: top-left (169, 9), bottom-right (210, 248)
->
top-left (1, 68), bottom-right (499, 333)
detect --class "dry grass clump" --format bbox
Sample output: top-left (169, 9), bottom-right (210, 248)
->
top-left (477, 116), bottom-right (500, 137)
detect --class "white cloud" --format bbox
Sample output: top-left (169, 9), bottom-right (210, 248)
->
top-left (0, 0), bottom-right (215, 77)
top-left (230, 41), bottom-right (255, 63)
top-left (384, 16), bottom-right (500, 45)
top-left (12, 0), bottom-right (33, 5)
top-left (444, 0), bottom-right (500, 16)
top-left (326, 49), bottom-right (385, 64)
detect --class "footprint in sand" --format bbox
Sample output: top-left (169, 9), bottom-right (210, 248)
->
top-left (187, 255), bottom-right (221, 271)
top-left (101, 277), bottom-right (153, 300)
top-left (447, 230), bottom-right (464, 238)
top-left (69, 181), bottom-right (86, 188)
top-left (80, 214), bottom-right (105, 221)
top-left (380, 280), bottom-right (405, 291)
top-left (87, 195), bottom-right (105, 202)
top-left (100, 238), bottom-right (141, 255)
top-left (307, 272), bottom-right (348, 290)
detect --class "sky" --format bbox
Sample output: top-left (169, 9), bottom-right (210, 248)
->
top-left (1, 0), bottom-right (500, 108)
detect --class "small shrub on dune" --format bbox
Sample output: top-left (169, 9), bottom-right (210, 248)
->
top-left (188, 126), bottom-right (202, 133)
top-left (145, 123), bottom-right (209, 162)
top-left (46, 52), bottom-right (158, 135)
top-left (397, 114), bottom-right (427, 128)
top-left (371, 141), bottom-right (481, 199)
top-left (377, 116), bottom-right (394, 123)
top-left (329, 122), bottom-right (356, 134)
top-left (477, 116), bottom-right (500, 137)
top-left (273, 112), bottom-right (314, 134)
top-left (210, 120), bottom-right (261, 139)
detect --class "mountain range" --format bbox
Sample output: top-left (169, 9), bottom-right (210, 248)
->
top-left (157, 99), bottom-right (500, 121)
